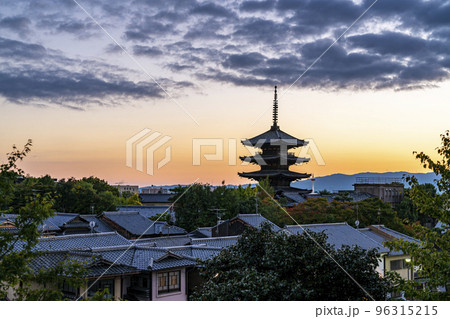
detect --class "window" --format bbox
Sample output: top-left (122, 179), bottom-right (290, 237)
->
top-left (157, 271), bottom-right (180, 294)
top-left (60, 281), bottom-right (77, 296)
top-left (390, 259), bottom-right (406, 270)
top-left (87, 279), bottom-right (114, 299)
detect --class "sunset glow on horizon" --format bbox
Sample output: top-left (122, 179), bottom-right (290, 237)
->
top-left (1, 1), bottom-right (449, 187)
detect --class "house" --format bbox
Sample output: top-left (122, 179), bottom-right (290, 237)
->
top-left (358, 225), bottom-right (420, 281)
top-left (284, 222), bottom-right (390, 276)
top-left (7, 231), bottom-right (219, 301)
top-left (115, 185), bottom-right (139, 195)
top-left (211, 213), bottom-right (281, 237)
top-left (188, 227), bottom-right (213, 238)
top-left (117, 205), bottom-right (175, 221)
top-left (139, 193), bottom-right (172, 206)
top-left (100, 211), bottom-right (186, 239)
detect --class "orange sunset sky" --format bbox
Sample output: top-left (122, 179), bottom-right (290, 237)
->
top-left (1, 1), bottom-right (449, 187)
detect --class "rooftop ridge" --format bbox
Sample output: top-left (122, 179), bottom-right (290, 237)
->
top-left (191, 235), bottom-right (241, 241)
top-left (236, 213), bottom-right (262, 217)
top-left (39, 231), bottom-right (120, 241)
top-left (131, 234), bottom-right (189, 242)
top-left (370, 225), bottom-right (419, 242)
top-left (285, 222), bottom-right (348, 228)
top-left (103, 211), bottom-right (140, 215)
top-left (52, 212), bottom-right (79, 216)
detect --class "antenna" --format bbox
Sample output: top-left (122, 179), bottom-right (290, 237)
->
top-left (209, 208), bottom-right (226, 225)
top-left (311, 174), bottom-right (316, 194)
top-left (89, 221), bottom-right (96, 233)
top-left (355, 203), bottom-right (359, 229)
top-left (272, 86), bottom-right (279, 130)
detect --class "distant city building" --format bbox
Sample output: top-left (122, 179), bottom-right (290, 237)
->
top-left (115, 184), bottom-right (139, 194)
top-left (141, 187), bottom-right (169, 194)
top-left (139, 193), bottom-right (173, 206)
top-left (238, 86), bottom-right (311, 191)
top-left (353, 177), bottom-right (404, 206)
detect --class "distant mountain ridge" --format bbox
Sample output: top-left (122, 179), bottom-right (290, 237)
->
top-left (291, 171), bottom-right (439, 192)
top-left (141, 171), bottom-right (439, 192)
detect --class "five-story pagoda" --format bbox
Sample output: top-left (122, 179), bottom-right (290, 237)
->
top-left (238, 86), bottom-right (311, 190)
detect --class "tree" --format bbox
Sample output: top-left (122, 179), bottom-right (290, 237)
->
top-left (172, 179), bottom-right (290, 232)
top-left (0, 141), bottom-right (89, 300)
top-left (191, 225), bottom-right (391, 301)
top-left (397, 183), bottom-right (438, 226)
top-left (385, 131), bottom-right (450, 301)
top-left (288, 197), bottom-right (406, 233)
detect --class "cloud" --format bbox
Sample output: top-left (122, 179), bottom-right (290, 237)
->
top-left (0, 37), bottom-right (195, 109)
top-left (1, 0), bottom-right (449, 109)
top-left (132, 45), bottom-right (163, 57)
top-left (0, 16), bottom-right (31, 36)
top-left (190, 3), bottom-right (235, 18)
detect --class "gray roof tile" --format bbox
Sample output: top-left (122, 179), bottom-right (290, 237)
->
top-left (284, 222), bottom-right (389, 253)
top-left (235, 214), bottom-right (281, 232)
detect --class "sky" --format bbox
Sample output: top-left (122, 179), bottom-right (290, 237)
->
top-left (0, 0), bottom-right (449, 187)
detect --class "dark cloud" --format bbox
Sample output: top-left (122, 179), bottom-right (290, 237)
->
top-left (0, 37), bottom-right (47, 60)
top-left (222, 52), bottom-right (266, 69)
top-left (190, 3), bottom-right (235, 18)
top-left (133, 45), bottom-right (163, 57)
top-left (0, 68), bottom-right (163, 108)
top-left (240, 1), bottom-right (275, 12)
top-left (0, 37), bottom-right (194, 108)
top-left (0, 16), bottom-right (31, 35)
top-left (1, 0), bottom-right (450, 108)
top-left (124, 15), bottom-right (176, 41)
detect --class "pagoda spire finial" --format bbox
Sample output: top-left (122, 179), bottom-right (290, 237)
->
top-left (272, 85), bottom-right (279, 130)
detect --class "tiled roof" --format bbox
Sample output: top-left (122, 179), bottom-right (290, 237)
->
top-left (80, 215), bottom-right (115, 233)
top-left (90, 246), bottom-right (197, 271)
top-left (359, 225), bottom-right (420, 256)
top-left (168, 246), bottom-right (223, 261)
top-left (235, 214), bottom-right (281, 232)
top-left (191, 236), bottom-right (240, 248)
top-left (284, 223), bottom-right (389, 253)
top-left (117, 205), bottom-right (172, 219)
top-left (43, 213), bottom-right (79, 228)
top-left (29, 251), bottom-right (139, 277)
top-left (189, 227), bottom-right (213, 238)
top-left (243, 128), bottom-right (306, 147)
top-left (133, 235), bottom-right (191, 247)
top-left (102, 211), bottom-right (186, 236)
top-left (139, 194), bottom-right (172, 203)
top-left (26, 232), bottom-right (131, 252)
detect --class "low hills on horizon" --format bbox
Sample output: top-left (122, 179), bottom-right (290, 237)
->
top-left (141, 171), bottom-right (439, 192)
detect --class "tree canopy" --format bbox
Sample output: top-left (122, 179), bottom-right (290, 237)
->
top-left (171, 179), bottom-right (288, 232)
top-left (191, 225), bottom-right (391, 301)
top-left (287, 197), bottom-right (408, 234)
top-left (0, 141), bottom-right (110, 300)
top-left (386, 131), bottom-right (450, 301)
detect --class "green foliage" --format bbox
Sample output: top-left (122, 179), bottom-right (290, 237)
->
top-left (385, 131), bottom-right (450, 301)
top-left (13, 258), bottom-right (89, 301)
top-left (288, 197), bottom-right (406, 232)
top-left (172, 179), bottom-right (290, 232)
top-left (396, 183), bottom-right (438, 225)
top-left (0, 141), bottom-right (89, 300)
top-left (53, 177), bottom-right (121, 214)
top-left (191, 225), bottom-right (391, 301)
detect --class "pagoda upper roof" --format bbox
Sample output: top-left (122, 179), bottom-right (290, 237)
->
top-left (242, 126), bottom-right (307, 148)
top-left (240, 154), bottom-right (310, 164)
top-left (238, 170), bottom-right (311, 180)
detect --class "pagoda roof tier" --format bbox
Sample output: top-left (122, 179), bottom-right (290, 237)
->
top-left (242, 127), bottom-right (307, 149)
top-left (240, 154), bottom-right (310, 165)
top-left (238, 170), bottom-right (311, 180)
